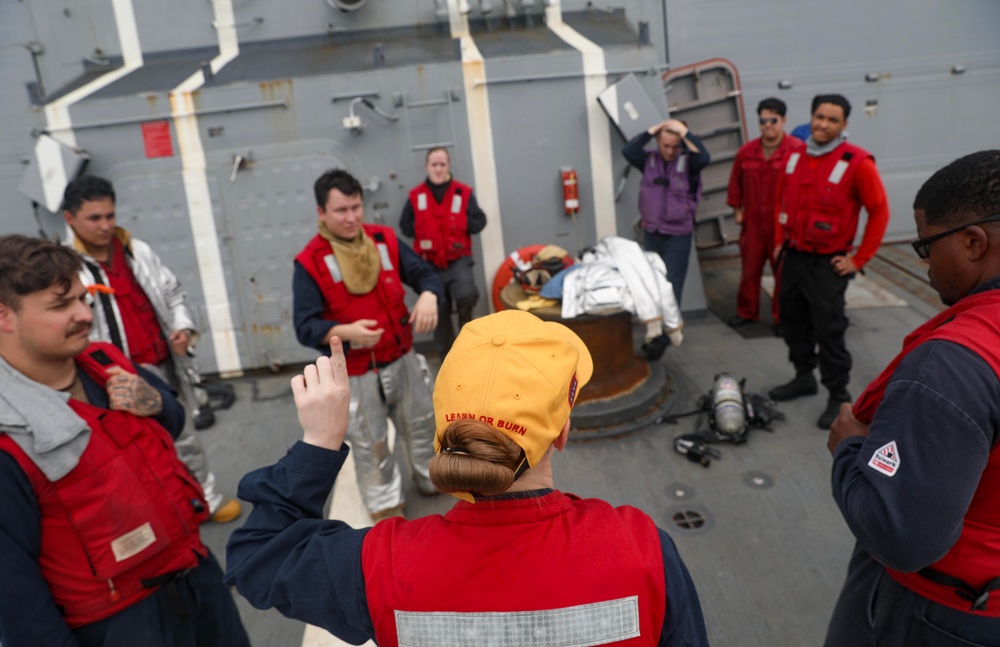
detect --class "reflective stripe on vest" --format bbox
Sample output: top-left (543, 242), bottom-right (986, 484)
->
top-left (394, 596), bottom-right (641, 646)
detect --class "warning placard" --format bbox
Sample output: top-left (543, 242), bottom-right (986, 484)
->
top-left (141, 121), bottom-right (174, 158)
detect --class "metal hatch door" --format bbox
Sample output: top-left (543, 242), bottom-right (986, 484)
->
top-left (216, 147), bottom-right (352, 371)
top-left (661, 58), bottom-right (747, 249)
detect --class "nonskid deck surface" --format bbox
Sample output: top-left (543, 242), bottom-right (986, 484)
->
top-left (198, 243), bottom-right (939, 647)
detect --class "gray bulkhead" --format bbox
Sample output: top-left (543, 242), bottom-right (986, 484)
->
top-left (1, 0), bottom-right (998, 375)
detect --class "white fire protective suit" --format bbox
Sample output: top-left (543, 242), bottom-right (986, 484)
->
top-left (347, 350), bottom-right (437, 517)
top-left (561, 236), bottom-right (683, 345)
top-left (65, 226), bottom-right (227, 513)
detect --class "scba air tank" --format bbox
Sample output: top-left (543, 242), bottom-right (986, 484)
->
top-left (712, 374), bottom-right (746, 436)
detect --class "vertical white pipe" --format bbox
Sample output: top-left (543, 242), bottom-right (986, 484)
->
top-left (168, 0), bottom-right (243, 376)
top-left (544, 0), bottom-right (617, 240)
top-left (448, 0), bottom-right (506, 311)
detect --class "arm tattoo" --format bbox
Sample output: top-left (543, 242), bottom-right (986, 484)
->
top-left (110, 376), bottom-right (164, 416)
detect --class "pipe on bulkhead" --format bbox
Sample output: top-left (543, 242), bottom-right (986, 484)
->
top-left (326, 0), bottom-right (369, 11)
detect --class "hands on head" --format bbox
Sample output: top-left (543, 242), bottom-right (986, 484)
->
top-left (650, 118), bottom-right (688, 139)
top-left (292, 337), bottom-right (351, 451)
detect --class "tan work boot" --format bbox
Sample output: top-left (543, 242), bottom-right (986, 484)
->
top-left (370, 504), bottom-right (405, 523)
top-left (210, 498), bottom-right (243, 524)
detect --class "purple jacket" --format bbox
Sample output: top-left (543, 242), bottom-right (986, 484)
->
top-left (623, 131), bottom-right (710, 236)
top-left (639, 152), bottom-right (702, 235)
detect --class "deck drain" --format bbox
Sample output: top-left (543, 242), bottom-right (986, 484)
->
top-left (666, 505), bottom-right (713, 533)
top-left (743, 471), bottom-right (774, 489)
top-left (667, 483), bottom-right (694, 500)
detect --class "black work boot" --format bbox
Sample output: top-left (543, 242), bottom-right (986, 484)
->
top-left (768, 372), bottom-right (818, 401)
top-left (818, 390), bottom-right (852, 429)
top-left (817, 399), bottom-right (843, 429)
top-left (641, 334), bottom-right (671, 361)
top-left (193, 407), bottom-right (216, 431)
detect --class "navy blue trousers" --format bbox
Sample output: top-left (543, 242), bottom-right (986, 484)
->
top-left (643, 230), bottom-right (692, 308)
top-left (825, 544), bottom-right (1000, 646)
top-left (778, 249), bottom-right (852, 397)
top-left (435, 255), bottom-right (479, 355)
top-left (73, 551), bottom-right (250, 647)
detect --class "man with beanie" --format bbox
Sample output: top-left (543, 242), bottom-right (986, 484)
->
top-left (227, 309), bottom-right (708, 646)
top-left (769, 94), bottom-right (889, 429)
top-left (292, 168), bottom-right (444, 522)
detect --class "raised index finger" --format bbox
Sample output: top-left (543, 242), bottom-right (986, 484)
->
top-left (328, 336), bottom-right (348, 388)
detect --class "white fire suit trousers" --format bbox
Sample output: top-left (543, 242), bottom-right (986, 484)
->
top-left (347, 350), bottom-right (436, 516)
top-left (146, 361), bottom-right (225, 514)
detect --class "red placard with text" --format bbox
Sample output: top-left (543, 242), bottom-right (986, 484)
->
top-left (141, 121), bottom-right (174, 158)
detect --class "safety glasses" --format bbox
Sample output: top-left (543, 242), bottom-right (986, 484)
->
top-left (911, 213), bottom-right (1000, 259)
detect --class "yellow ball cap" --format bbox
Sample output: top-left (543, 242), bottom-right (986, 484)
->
top-left (433, 310), bottom-right (593, 468)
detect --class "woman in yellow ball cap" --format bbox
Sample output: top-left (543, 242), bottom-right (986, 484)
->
top-left (226, 310), bottom-right (709, 647)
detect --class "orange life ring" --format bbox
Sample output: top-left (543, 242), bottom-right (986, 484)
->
top-left (491, 244), bottom-right (546, 312)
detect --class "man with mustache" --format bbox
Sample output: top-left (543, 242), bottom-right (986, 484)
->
top-left (0, 235), bottom-right (249, 647)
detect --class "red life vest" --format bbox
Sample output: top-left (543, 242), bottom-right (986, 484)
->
top-left (854, 289), bottom-right (1000, 615)
top-left (361, 491), bottom-right (667, 646)
top-left (409, 179), bottom-right (473, 269)
top-left (101, 238), bottom-right (170, 366)
top-left (777, 141), bottom-right (872, 254)
top-left (295, 225), bottom-right (413, 376)
top-left (0, 342), bottom-right (208, 628)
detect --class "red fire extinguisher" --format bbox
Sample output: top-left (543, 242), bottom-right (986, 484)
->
top-left (561, 167), bottom-right (580, 215)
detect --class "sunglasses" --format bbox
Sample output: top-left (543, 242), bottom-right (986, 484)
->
top-left (759, 117), bottom-right (779, 125)
top-left (911, 213), bottom-right (1000, 259)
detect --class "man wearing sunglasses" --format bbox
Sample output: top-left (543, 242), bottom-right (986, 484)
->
top-left (824, 150), bottom-right (1000, 645)
top-left (769, 94), bottom-right (889, 429)
top-left (726, 98), bottom-right (805, 331)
